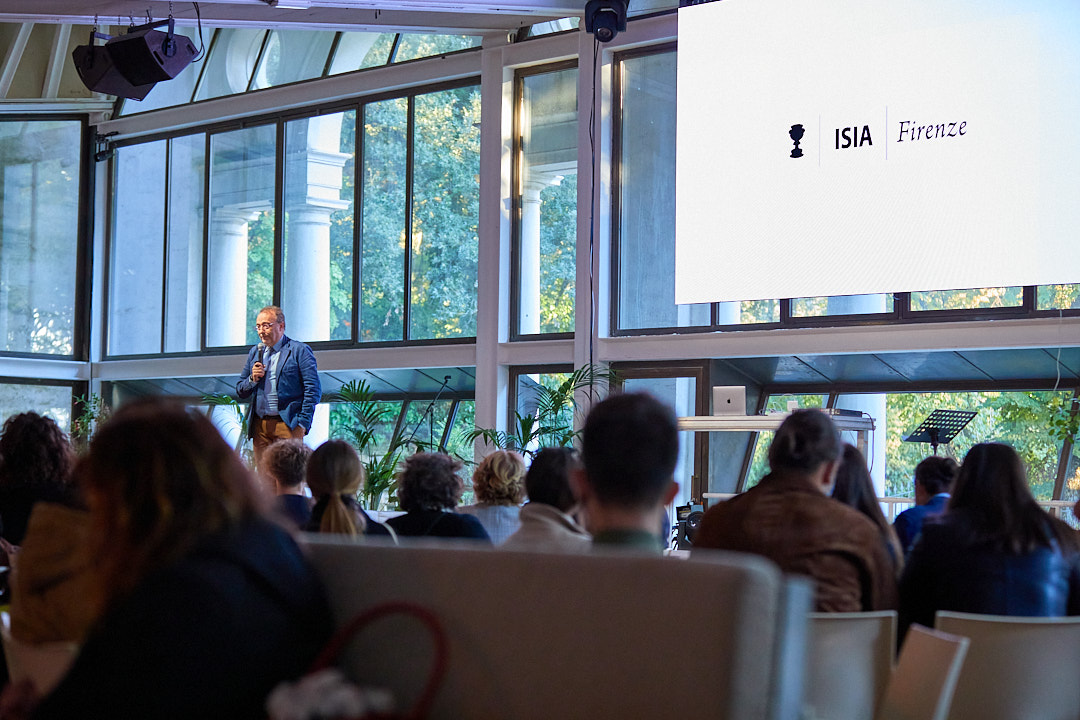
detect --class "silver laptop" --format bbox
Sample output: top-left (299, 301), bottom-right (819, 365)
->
top-left (712, 386), bottom-right (747, 416)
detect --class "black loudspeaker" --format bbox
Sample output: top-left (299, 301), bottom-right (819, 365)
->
top-left (71, 44), bottom-right (156, 101)
top-left (106, 27), bottom-right (198, 86)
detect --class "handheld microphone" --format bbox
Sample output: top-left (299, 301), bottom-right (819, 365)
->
top-left (257, 344), bottom-right (267, 365)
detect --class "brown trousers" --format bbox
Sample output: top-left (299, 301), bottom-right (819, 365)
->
top-left (252, 415), bottom-right (305, 466)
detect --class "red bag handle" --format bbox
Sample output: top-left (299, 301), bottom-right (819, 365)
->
top-left (308, 601), bottom-right (449, 720)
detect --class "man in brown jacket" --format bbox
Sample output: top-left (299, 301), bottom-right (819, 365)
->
top-left (693, 409), bottom-right (898, 612)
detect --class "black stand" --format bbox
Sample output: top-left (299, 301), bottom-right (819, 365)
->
top-left (903, 409), bottom-right (977, 455)
top-left (403, 375), bottom-right (453, 450)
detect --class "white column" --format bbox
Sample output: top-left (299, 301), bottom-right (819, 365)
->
top-left (283, 203), bottom-right (335, 342)
top-left (283, 115), bottom-right (349, 343)
top-left (518, 178), bottom-right (548, 335)
top-left (207, 206), bottom-right (259, 347)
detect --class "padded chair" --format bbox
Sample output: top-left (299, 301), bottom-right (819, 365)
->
top-left (935, 611), bottom-right (1080, 720)
top-left (0, 611), bottom-right (78, 694)
top-left (876, 624), bottom-right (968, 720)
top-left (802, 611), bottom-right (897, 720)
top-left (302, 537), bottom-right (813, 720)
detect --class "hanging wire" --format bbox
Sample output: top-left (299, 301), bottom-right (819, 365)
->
top-left (191, 2), bottom-right (207, 62)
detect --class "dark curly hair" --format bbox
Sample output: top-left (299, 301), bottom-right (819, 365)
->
top-left (0, 412), bottom-right (75, 491)
top-left (396, 452), bottom-right (464, 513)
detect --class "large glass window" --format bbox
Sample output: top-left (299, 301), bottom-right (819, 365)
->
top-left (410, 86), bottom-right (480, 340)
top-left (885, 390), bottom-right (1070, 501)
top-left (0, 120), bottom-right (82, 356)
top-left (109, 141), bottom-right (167, 356)
top-left (791, 293), bottom-right (894, 317)
top-left (283, 112), bottom-right (355, 343)
top-left (393, 35), bottom-right (481, 62)
top-left (359, 85), bottom-right (480, 343)
top-left (911, 287), bottom-right (1023, 312)
top-left (614, 48), bottom-right (710, 331)
top-left (253, 30), bottom-right (336, 90)
top-left (1037, 284), bottom-right (1080, 311)
top-left (328, 33), bottom-right (395, 74)
top-left (514, 64), bottom-right (578, 337)
top-left (360, 97), bottom-right (408, 342)
top-left (164, 134), bottom-right (207, 353)
top-left (108, 133), bottom-right (206, 356)
top-left (195, 29), bottom-right (268, 102)
top-left (0, 382), bottom-right (73, 432)
top-left (207, 123), bottom-right (277, 348)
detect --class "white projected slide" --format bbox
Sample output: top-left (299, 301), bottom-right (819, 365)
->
top-left (674, 0), bottom-right (1080, 305)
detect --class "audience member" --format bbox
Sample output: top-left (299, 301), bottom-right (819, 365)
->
top-left (899, 442), bottom-right (1080, 641)
top-left (386, 452), bottom-right (490, 542)
top-left (694, 409), bottom-right (898, 612)
top-left (0, 412), bottom-right (78, 545)
top-left (458, 450), bottom-right (526, 544)
top-left (893, 455), bottom-right (959, 554)
top-left (575, 392), bottom-right (679, 554)
top-left (833, 443), bottom-right (904, 576)
top-left (6, 398), bottom-right (332, 719)
top-left (260, 438), bottom-right (313, 530)
top-left (8, 502), bottom-right (95, 644)
top-left (502, 447), bottom-right (590, 553)
top-left (305, 439), bottom-right (393, 539)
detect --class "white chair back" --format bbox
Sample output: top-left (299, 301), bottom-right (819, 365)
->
top-left (803, 611), bottom-right (896, 720)
top-left (302, 537), bottom-right (814, 720)
top-left (876, 624), bottom-right (968, 720)
top-left (935, 611), bottom-right (1080, 720)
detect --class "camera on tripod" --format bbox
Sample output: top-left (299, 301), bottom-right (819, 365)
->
top-left (671, 501), bottom-right (705, 550)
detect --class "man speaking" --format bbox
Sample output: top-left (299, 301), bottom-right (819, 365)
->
top-left (236, 305), bottom-right (321, 464)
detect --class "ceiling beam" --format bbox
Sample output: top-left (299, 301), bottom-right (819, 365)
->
top-left (0, 22), bottom-right (33, 98)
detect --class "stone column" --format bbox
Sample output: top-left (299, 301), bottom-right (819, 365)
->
top-left (518, 179), bottom-right (548, 335)
top-left (282, 116), bottom-right (349, 342)
top-left (207, 206), bottom-right (261, 347)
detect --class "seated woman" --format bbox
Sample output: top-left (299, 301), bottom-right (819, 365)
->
top-left (457, 450), bottom-right (526, 544)
top-left (304, 439), bottom-right (393, 539)
top-left (832, 443), bottom-right (904, 576)
top-left (8, 398), bottom-right (332, 719)
top-left (899, 442), bottom-right (1080, 641)
top-left (386, 452), bottom-right (491, 542)
top-left (0, 412), bottom-right (79, 546)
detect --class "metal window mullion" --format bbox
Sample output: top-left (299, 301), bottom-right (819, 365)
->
top-left (439, 398), bottom-right (460, 452)
top-left (247, 31), bottom-right (272, 93)
top-left (76, 118), bottom-right (95, 362)
top-left (160, 138), bottom-right (171, 354)
top-left (354, 104), bottom-right (364, 344)
top-left (403, 94), bottom-right (416, 341)
top-left (190, 29), bottom-right (221, 103)
top-left (200, 132), bottom-right (212, 351)
top-left (273, 120), bottom-right (285, 306)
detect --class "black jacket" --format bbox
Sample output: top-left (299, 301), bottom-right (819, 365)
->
top-left (899, 510), bottom-right (1080, 640)
top-left (33, 517), bottom-right (332, 719)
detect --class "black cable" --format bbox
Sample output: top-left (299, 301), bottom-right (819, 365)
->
top-left (588, 36), bottom-right (599, 371)
top-left (191, 2), bottom-right (206, 62)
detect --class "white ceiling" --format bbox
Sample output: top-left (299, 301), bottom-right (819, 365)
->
top-left (0, 0), bottom-right (610, 35)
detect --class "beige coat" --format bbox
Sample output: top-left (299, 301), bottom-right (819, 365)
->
top-left (9, 502), bottom-right (100, 643)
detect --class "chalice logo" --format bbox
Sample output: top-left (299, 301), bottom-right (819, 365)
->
top-left (789, 123), bottom-right (805, 158)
